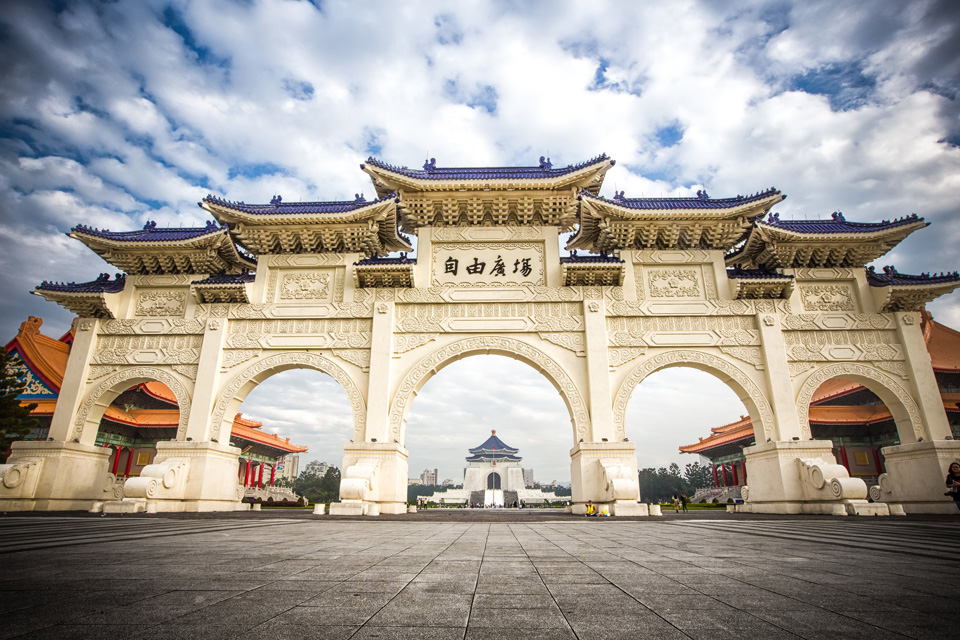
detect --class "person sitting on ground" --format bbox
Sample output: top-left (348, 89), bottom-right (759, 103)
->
top-left (586, 500), bottom-right (595, 516)
top-left (946, 462), bottom-right (960, 511)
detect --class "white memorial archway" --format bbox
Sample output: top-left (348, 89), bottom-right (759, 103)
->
top-left (4, 155), bottom-right (960, 514)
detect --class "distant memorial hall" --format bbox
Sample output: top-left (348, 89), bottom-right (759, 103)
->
top-left (421, 430), bottom-right (563, 507)
top-left (3, 153), bottom-right (960, 515)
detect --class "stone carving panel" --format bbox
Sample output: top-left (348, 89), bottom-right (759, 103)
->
top-left (613, 350), bottom-right (775, 441)
top-left (647, 268), bottom-right (701, 298)
top-left (92, 335), bottom-right (203, 365)
top-left (538, 332), bottom-right (586, 355)
top-left (280, 272), bottom-right (332, 300)
top-left (393, 333), bottom-right (439, 355)
top-left (389, 337), bottom-right (590, 442)
top-left (135, 290), bottom-right (187, 317)
top-left (332, 349), bottom-right (371, 371)
top-left (432, 227), bottom-right (542, 241)
top-left (212, 352), bottom-right (365, 440)
top-left (222, 350), bottom-right (261, 369)
top-left (225, 319), bottom-right (372, 349)
top-left (607, 348), bottom-right (646, 368)
top-left (781, 313), bottom-right (893, 331)
top-left (395, 302), bottom-right (582, 333)
top-left (719, 346), bottom-right (765, 369)
top-left (783, 330), bottom-right (901, 361)
top-left (100, 318), bottom-right (205, 335)
top-left (796, 363), bottom-right (923, 441)
top-left (75, 367), bottom-right (191, 441)
top-left (799, 283), bottom-right (857, 312)
top-left (608, 316), bottom-right (757, 347)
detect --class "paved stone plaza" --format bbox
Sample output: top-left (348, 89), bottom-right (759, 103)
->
top-left (1, 513), bottom-right (957, 639)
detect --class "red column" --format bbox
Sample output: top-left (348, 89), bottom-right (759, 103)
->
top-left (721, 463), bottom-right (728, 487)
top-left (269, 465), bottom-right (276, 487)
top-left (872, 448), bottom-right (885, 474)
top-left (111, 446), bottom-right (121, 474)
top-left (741, 461), bottom-right (747, 485)
top-left (838, 446), bottom-right (850, 471)
top-left (257, 463), bottom-right (264, 489)
top-left (732, 463), bottom-right (739, 486)
top-left (712, 464), bottom-right (719, 488)
top-left (124, 447), bottom-right (134, 477)
top-left (244, 459), bottom-right (252, 486)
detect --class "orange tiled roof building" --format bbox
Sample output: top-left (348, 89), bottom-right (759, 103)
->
top-left (680, 310), bottom-right (960, 492)
top-left (5, 316), bottom-right (306, 489)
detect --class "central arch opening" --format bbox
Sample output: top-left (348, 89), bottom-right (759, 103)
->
top-left (404, 354), bottom-right (573, 508)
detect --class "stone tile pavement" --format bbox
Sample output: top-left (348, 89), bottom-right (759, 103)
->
top-left (0, 512), bottom-right (957, 639)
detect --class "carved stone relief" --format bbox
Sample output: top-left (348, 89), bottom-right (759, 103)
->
top-left (100, 318), bottom-right (205, 335)
top-left (613, 350), bottom-right (775, 441)
top-left (394, 302), bottom-right (583, 333)
top-left (607, 348), bottom-right (646, 368)
top-left (389, 336), bottom-right (590, 442)
top-left (799, 283), bottom-right (857, 312)
top-left (796, 363), bottom-right (924, 441)
top-left (212, 352), bottom-right (365, 440)
top-left (538, 332), bottom-right (586, 355)
top-left (432, 227), bottom-right (542, 241)
top-left (222, 350), bottom-right (261, 369)
top-left (280, 273), bottom-right (331, 300)
top-left (332, 349), bottom-right (371, 371)
top-left (647, 268), bottom-right (702, 298)
top-left (93, 335), bottom-right (203, 365)
top-left (393, 333), bottom-right (439, 355)
top-left (135, 290), bottom-right (187, 317)
top-left (719, 346), bottom-right (766, 369)
top-left (783, 330), bottom-right (902, 361)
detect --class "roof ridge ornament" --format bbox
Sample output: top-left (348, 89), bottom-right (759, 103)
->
top-left (831, 211), bottom-right (845, 221)
top-left (269, 195), bottom-right (282, 205)
top-left (696, 189), bottom-right (709, 200)
top-left (143, 221), bottom-right (157, 230)
top-left (423, 157), bottom-right (437, 171)
top-left (538, 156), bottom-right (552, 170)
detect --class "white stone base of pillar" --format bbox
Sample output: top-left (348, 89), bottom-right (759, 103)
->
top-left (0, 441), bottom-right (121, 511)
top-left (870, 440), bottom-right (960, 514)
top-left (329, 500), bottom-right (366, 515)
top-left (738, 440), bottom-right (886, 516)
top-left (610, 501), bottom-right (648, 516)
top-left (328, 442), bottom-right (409, 517)
top-left (570, 441), bottom-right (642, 517)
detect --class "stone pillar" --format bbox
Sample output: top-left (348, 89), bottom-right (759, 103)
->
top-left (329, 303), bottom-right (408, 516)
top-left (871, 440), bottom-right (960, 513)
top-left (756, 313), bottom-right (803, 441)
top-left (895, 312), bottom-right (951, 441)
top-left (184, 318), bottom-right (229, 442)
top-left (48, 319), bottom-right (99, 443)
top-left (581, 299), bottom-right (614, 442)
top-left (570, 441), bottom-right (645, 516)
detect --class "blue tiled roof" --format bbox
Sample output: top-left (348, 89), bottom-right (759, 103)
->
top-left (36, 273), bottom-right (126, 293)
top-left (362, 154), bottom-right (612, 181)
top-left (762, 211), bottom-right (926, 233)
top-left (582, 187), bottom-right (782, 210)
top-left (355, 253), bottom-right (416, 266)
top-left (866, 265), bottom-right (960, 287)
top-left (72, 220), bottom-right (226, 242)
top-left (561, 251), bottom-right (623, 264)
top-left (726, 266), bottom-right (793, 280)
top-left (192, 272), bottom-right (255, 286)
top-left (469, 432), bottom-right (518, 455)
top-left (202, 192), bottom-right (398, 214)
top-left (465, 453), bottom-right (523, 463)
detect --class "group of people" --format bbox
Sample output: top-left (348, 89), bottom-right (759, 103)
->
top-left (671, 492), bottom-right (689, 513)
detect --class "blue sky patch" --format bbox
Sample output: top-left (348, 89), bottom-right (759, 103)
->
top-left (434, 14), bottom-right (463, 45)
top-left (282, 79), bottom-right (315, 101)
top-left (790, 62), bottom-right (877, 111)
top-left (227, 162), bottom-right (288, 181)
top-left (161, 6), bottom-right (230, 68)
top-left (655, 123), bottom-right (684, 148)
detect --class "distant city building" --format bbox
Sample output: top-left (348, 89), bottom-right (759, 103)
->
top-left (276, 455), bottom-right (300, 482)
top-left (407, 478), bottom-right (422, 486)
top-left (523, 468), bottom-right (534, 488)
top-left (420, 468), bottom-right (438, 485)
top-left (305, 460), bottom-right (332, 477)
top-left (442, 479), bottom-right (455, 486)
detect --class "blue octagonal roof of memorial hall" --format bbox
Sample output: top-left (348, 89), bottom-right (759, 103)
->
top-left (362, 154), bottom-right (613, 182)
top-left (201, 192), bottom-right (398, 215)
top-left (466, 430), bottom-right (522, 462)
top-left (582, 186), bottom-right (783, 210)
top-left (35, 273), bottom-right (126, 294)
top-left (866, 265), bottom-right (960, 287)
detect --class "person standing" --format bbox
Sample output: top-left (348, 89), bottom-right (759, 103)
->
top-left (680, 492), bottom-right (689, 513)
top-left (946, 462), bottom-right (960, 511)
top-left (672, 495), bottom-right (680, 513)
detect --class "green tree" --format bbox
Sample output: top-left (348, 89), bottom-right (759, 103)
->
top-left (293, 466), bottom-right (340, 504)
top-left (683, 462), bottom-right (713, 491)
top-left (1, 350), bottom-right (38, 462)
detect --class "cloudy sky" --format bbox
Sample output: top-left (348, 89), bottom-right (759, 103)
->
top-left (2, 1), bottom-right (959, 482)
